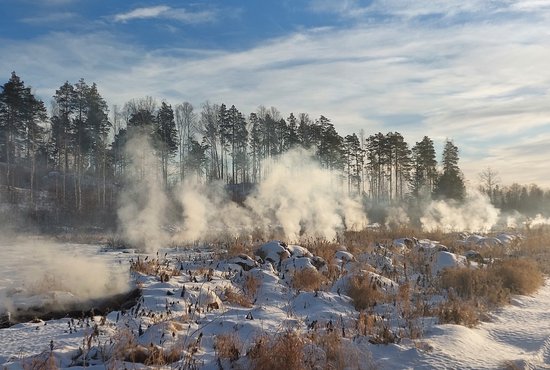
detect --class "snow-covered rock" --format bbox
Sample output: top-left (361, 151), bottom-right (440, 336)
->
top-left (255, 240), bottom-right (290, 264)
top-left (431, 251), bottom-right (469, 275)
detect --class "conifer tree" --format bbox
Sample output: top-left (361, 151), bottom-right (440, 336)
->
top-left (410, 136), bottom-right (437, 199)
top-left (155, 102), bottom-right (178, 188)
top-left (0, 72), bottom-right (30, 187)
top-left (433, 139), bottom-right (465, 201)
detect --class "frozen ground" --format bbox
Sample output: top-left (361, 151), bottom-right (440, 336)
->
top-left (0, 236), bottom-right (549, 369)
top-left (370, 279), bottom-right (550, 369)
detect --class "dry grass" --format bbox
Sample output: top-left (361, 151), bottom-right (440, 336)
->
top-left (22, 352), bottom-right (58, 370)
top-left (440, 267), bottom-right (509, 307)
top-left (514, 227), bottom-right (550, 273)
top-left (108, 328), bottom-right (181, 366)
top-left (130, 257), bottom-right (180, 281)
top-left (292, 268), bottom-right (326, 292)
top-left (346, 274), bottom-right (386, 310)
top-left (436, 298), bottom-right (479, 327)
top-left (226, 238), bottom-right (254, 257)
top-left (223, 286), bottom-right (253, 308)
top-left (243, 273), bottom-right (260, 300)
top-left (302, 240), bottom-right (340, 263)
top-left (248, 330), bottom-right (306, 370)
top-left (492, 259), bottom-right (544, 295)
top-left (306, 330), bottom-right (379, 370)
top-left (440, 258), bottom-right (543, 309)
top-left (214, 333), bottom-right (241, 361)
top-left (357, 311), bottom-right (376, 336)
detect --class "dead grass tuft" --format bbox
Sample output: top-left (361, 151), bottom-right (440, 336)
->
top-left (243, 273), bottom-right (261, 300)
top-left (436, 297), bottom-right (479, 327)
top-left (248, 330), bottom-right (306, 370)
top-left (292, 268), bottom-right (326, 292)
top-left (223, 286), bottom-right (253, 308)
top-left (493, 259), bottom-right (544, 296)
top-left (23, 352), bottom-right (58, 370)
top-left (440, 258), bottom-right (543, 310)
top-left (130, 257), bottom-right (180, 281)
top-left (214, 333), bottom-right (241, 362)
top-left (346, 274), bottom-right (386, 310)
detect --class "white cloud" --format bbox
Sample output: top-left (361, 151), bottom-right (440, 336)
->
top-left (310, 0), bottom-right (506, 20)
top-left (21, 12), bottom-right (78, 24)
top-left (113, 5), bottom-right (216, 24)
top-left (114, 6), bottom-right (169, 22)
top-left (2, 0), bottom-right (550, 187)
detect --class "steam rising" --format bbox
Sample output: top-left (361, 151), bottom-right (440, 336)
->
top-left (117, 134), bottom-right (170, 251)
top-left (117, 134), bottom-right (550, 251)
top-left (0, 238), bottom-right (130, 314)
top-left (420, 190), bottom-right (500, 232)
top-left (175, 149), bottom-right (369, 243)
top-left (117, 140), bottom-right (368, 250)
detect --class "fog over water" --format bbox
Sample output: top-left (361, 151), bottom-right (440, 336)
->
top-left (0, 238), bottom-right (131, 315)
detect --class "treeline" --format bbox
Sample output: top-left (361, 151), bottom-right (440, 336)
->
top-left (1, 72), bottom-right (545, 224)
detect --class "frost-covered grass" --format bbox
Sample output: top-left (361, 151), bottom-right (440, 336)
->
top-left (1, 228), bottom-right (549, 369)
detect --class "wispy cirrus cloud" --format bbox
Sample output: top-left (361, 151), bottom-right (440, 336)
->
top-left (2, 0), bottom-right (550, 186)
top-left (21, 12), bottom-right (78, 25)
top-left (113, 5), bottom-right (217, 24)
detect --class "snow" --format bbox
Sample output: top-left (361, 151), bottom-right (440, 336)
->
top-left (430, 251), bottom-right (469, 275)
top-left (1, 235), bottom-right (550, 369)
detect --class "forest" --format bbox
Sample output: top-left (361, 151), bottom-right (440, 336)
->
top-left (1, 72), bottom-right (549, 229)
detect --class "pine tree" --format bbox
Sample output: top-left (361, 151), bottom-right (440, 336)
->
top-left (248, 112), bottom-right (262, 183)
top-left (23, 93), bottom-right (47, 205)
top-left (199, 102), bottom-right (220, 182)
top-left (85, 83), bottom-right (111, 208)
top-left (365, 132), bottom-right (389, 201)
top-left (174, 102), bottom-right (196, 182)
top-left (387, 132), bottom-right (411, 201)
top-left (285, 113), bottom-right (300, 149)
top-left (343, 133), bottom-right (364, 194)
top-left (317, 115), bottom-right (343, 170)
top-left (433, 139), bottom-right (465, 201)
top-left (410, 136), bottom-right (437, 199)
top-left (155, 102), bottom-right (178, 188)
top-left (0, 72), bottom-right (29, 187)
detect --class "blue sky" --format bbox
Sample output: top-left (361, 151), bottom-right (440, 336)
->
top-left (2, 0), bottom-right (550, 187)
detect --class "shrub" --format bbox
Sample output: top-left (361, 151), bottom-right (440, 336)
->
top-left (214, 333), bottom-right (241, 362)
top-left (346, 275), bottom-right (385, 310)
top-left (306, 330), bottom-right (379, 369)
top-left (492, 259), bottom-right (543, 295)
top-left (223, 286), bottom-right (253, 308)
top-left (243, 273), bottom-right (260, 299)
top-left (248, 330), bottom-right (305, 370)
top-left (292, 268), bottom-right (325, 292)
top-left (23, 352), bottom-right (58, 370)
top-left (440, 266), bottom-right (509, 306)
top-left (436, 298), bottom-right (479, 327)
top-left (440, 258), bottom-right (543, 308)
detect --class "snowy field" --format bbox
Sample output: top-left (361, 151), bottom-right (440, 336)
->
top-left (0, 235), bottom-right (549, 369)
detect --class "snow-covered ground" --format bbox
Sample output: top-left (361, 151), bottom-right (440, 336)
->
top-left (369, 279), bottom-right (550, 369)
top-left (0, 236), bottom-right (548, 369)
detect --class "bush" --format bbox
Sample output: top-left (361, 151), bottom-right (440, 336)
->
top-left (440, 258), bottom-right (543, 308)
top-left (440, 266), bottom-right (509, 306)
top-left (248, 331), bottom-right (305, 370)
top-left (436, 298), bottom-right (479, 327)
top-left (223, 286), bottom-right (253, 308)
top-left (243, 274), bottom-right (260, 299)
top-left (292, 268), bottom-right (325, 292)
top-left (493, 259), bottom-right (543, 295)
top-left (214, 333), bottom-right (241, 361)
top-left (346, 275), bottom-right (385, 310)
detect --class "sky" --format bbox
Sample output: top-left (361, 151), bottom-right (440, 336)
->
top-left (1, 0), bottom-right (550, 188)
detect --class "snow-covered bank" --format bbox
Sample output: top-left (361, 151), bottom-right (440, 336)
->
top-left (0, 236), bottom-right (548, 369)
top-left (370, 278), bottom-right (550, 369)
